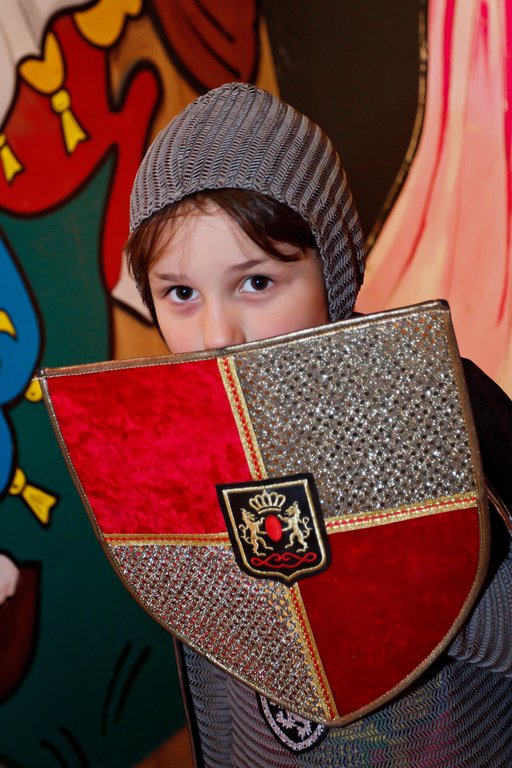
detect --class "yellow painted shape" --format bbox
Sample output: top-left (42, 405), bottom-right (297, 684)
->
top-left (19, 32), bottom-right (63, 94)
top-left (25, 379), bottom-right (43, 403)
top-left (51, 90), bottom-right (88, 153)
top-left (22, 484), bottom-right (57, 525)
top-left (75, 0), bottom-right (143, 47)
top-left (0, 309), bottom-right (16, 337)
top-left (0, 135), bottom-right (23, 183)
top-left (8, 468), bottom-right (25, 496)
top-left (9, 467), bottom-right (57, 526)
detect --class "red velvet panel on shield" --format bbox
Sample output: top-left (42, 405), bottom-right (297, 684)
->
top-left (300, 505), bottom-right (481, 716)
top-left (39, 303), bottom-right (488, 725)
top-left (46, 358), bottom-right (253, 534)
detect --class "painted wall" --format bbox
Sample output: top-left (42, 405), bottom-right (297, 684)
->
top-left (0, 2), bottom-right (276, 766)
top-left (266, 0), bottom-right (512, 395)
top-left (357, 0), bottom-right (512, 398)
top-left (1, 0), bottom-right (510, 765)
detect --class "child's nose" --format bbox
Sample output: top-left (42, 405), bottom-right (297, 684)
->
top-left (202, 308), bottom-right (245, 350)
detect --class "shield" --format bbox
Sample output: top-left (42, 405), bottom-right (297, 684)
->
top-left (217, 473), bottom-right (331, 584)
top-left (38, 301), bottom-right (489, 726)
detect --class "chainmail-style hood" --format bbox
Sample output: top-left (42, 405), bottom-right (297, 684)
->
top-left (130, 82), bottom-right (365, 320)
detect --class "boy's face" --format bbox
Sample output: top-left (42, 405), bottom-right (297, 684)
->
top-left (148, 205), bottom-right (329, 354)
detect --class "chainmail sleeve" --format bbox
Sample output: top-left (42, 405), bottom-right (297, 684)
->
top-left (448, 539), bottom-right (512, 673)
top-left (447, 360), bottom-right (512, 673)
top-left (178, 643), bottom-right (233, 768)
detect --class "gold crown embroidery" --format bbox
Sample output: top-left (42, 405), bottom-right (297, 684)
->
top-left (218, 474), bottom-right (330, 584)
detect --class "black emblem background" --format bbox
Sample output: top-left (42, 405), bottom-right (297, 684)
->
top-left (216, 473), bottom-right (331, 584)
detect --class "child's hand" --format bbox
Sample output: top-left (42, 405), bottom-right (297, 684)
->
top-left (0, 554), bottom-right (19, 604)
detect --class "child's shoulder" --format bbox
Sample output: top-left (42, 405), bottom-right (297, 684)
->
top-left (462, 357), bottom-right (512, 513)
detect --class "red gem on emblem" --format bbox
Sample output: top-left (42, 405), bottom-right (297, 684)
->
top-left (265, 514), bottom-right (282, 542)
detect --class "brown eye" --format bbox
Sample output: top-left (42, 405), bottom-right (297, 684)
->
top-left (170, 286), bottom-right (198, 302)
top-left (243, 275), bottom-right (271, 292)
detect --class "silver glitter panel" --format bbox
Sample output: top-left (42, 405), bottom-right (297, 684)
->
top-left (234, 307), bottom-right (476, 517)
top-left (110, 543), bottom-right (328, 720)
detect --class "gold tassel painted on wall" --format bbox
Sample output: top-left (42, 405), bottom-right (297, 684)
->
top-left (19, 31), bottom-right (88, 155)
top-left (51, 89), bottom-right (87, 154)
top-left (25, 379), bottom-right (43, 403)
top-left (0, 133), bottom-right (23, 183)
top-left (9, 468), bottom-right (57, 526)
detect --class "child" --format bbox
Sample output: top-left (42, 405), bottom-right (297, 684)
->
top-left (127, 83), bottom-right (512, 767)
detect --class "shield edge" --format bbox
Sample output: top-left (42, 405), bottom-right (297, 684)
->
top-left (37, 301), bottom-right (490, 725)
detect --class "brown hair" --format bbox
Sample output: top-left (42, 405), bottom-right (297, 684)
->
top-left (126, 188), bottom-right (318, 328)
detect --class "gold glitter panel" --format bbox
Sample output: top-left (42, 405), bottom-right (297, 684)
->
top-left (233, 307), bottom-right (478, 518)
top-left (109, 542), bottom-right (331, 720)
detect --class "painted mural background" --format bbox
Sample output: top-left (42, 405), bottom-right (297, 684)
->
top-left (356, 0), bottom-right (512, 397)
top-left (0, 1), bottom-right (276, 765)
top-left (0, 0), bottom-right (510, 765)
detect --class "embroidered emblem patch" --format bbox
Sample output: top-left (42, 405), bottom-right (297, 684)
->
top-left (257, 695), bottom-right (329, 753)
top-left (216, 473), bottom-right (330, 583)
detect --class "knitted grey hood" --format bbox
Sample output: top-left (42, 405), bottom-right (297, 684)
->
top-left (130, 82), bottom-right (365, 320)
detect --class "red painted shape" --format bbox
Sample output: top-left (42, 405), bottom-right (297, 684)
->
top-left (0, 564), bottom-right (40, 702)
top-left (265, 514), bottom-right (283, 542)
top-left (152, 0), bottom-right (259, 91)
top-left (0, 16), bottom-right (160, 290)
top-left (299, 506), bottom-right (480, 716)
top-left (397, 0), bottom-right (456, 283)
top-left (47, 359), bottom-right (253, 534)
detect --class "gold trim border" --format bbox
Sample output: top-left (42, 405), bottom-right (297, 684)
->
top-left (102, 492), bottom-right (479, 546)
top-left (216, 355), bottom-right (336, 721)
top-left (105, 532), bottom-right (231, 547)
top-left (325, 492), bottom-right (478, 534)
top-left (105, 536), bottom-right (338, 724)
top-left (217, 356), bottom-right (267, 480)
top-left (289, 584), bottom-right (339, 721)
top-left (40, 301), bottom-right (452, 379)
top-left (441, 306), bottom-right (490, 615)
